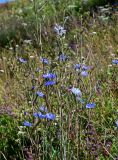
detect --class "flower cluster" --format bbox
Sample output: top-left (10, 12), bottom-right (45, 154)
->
top-left (43, 73), bottom-right (56, 79)
top-left (33, 112), bottom-right (56, 120)
top-left (23, 105), bottom-right (56, 127)
top-left (43, 72), bottom-right (56, 86)
top-left (74, 63), bottom-right (91, 77)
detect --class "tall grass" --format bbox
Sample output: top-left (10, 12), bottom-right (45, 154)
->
top-left (0, 0), bottom-right (118, 159)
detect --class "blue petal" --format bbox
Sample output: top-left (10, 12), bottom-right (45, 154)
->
top-left (112, 59), bottom-right (118, 65)
top-left (36, 91), bottom-right (44, 97)
top-left (46, 113), bottom-right (56, 120)
top-left (23, 121), bottom-right (32, 127)
top-left (74, 64), bottom-right (81, 69)
top-left (40, 57), bottom-right (49, 64)
top-left (33, 112), bottom-right (46, 119)
top-left (81, 71), bottom-right (88, 76)
top-left (18, 58), bottom-right (27, 63)
top-left (45, 81), bottom-right (56, 86)
top-left (43, 73), bottom-right (56, 79)
top-left (82, 65), bottom-right (90, 70)
top-left (38, 112), bottom-right (46, 119)
top-left (86, 103), bottom-right (96, 109)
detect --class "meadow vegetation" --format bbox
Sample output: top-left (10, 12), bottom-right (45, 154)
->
top-left (0, 0), bottom-right (118, 159)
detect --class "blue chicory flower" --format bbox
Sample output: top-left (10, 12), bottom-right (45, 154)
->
top-left (82, 65), bottom-right (90, 70)
top-left (39, 105), bottom-right (48, 112)
top-left (43, 73), bottom-right (56, 79)
top-left (40, 57), bottom-right (49, 64)
top-left (81, 71), bottom-right (88, 76)
top-left (74, 64), bottom-right (81, 70)
top-left (36, 91), bottom-right (45, 97)
top-left (18, 57), bottom-right (27, 63)
top-left (54, 24), bottom-right (66, 36)
top-left (45, 113), bottom-right (56, 120)
top-left (70, 87), bottom-right (82, 97)
top-left (33, 112), bottom-right (38, 117)
top-left (58, 53), bottom-right (67, 61)
top-left (33, 112), bottom-right (46, 119)
top-left (86, 103), bottom-right (96, 109)
top-left (112, 59), bottom-right (118, 65)
top-left (45, 81), bottom-right (56, 86)
top-left (23, 121), bottom-right (32, 127)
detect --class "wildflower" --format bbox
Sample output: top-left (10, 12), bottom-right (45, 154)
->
top-left (18, 57), bottom-right (27, 63)
top-left (23, 121), bottom-right (32, 127)
top-left (54, 24), bottom-right (66, 36)
top-left (74, 64), bottom-right (81, 70)
top-left (81, 71), bottom-right (88, 76)
top-left (82, 65), bottom-right (90, 70)
top-left (112, 59), bottom-right (118, 65)
top-left (39, 105), bottom-right (48, 112)
top-left (40, 57), bottom-right (49, 64)
top-left (45, 81), bottom-right (56, 86)
top-left (33, 112), bottom-right (39, 118)
top-left (46, 113), bottom-right (56, 120)
top-left (86, 103), bottom-right (96, 109)
top-left (58, 53), bottom-right (67, 61)
top-left (33, 112), bottom-right (46, 119)
top-left (43, 73), bottom-right (56, 79)
top-left (36, 91), bottom-right (44, 97)
top-left (70, 87), bottom-right (82, 97)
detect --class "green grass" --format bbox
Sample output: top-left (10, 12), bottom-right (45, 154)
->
top-left (0, 0), bottom-right (118, 159)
